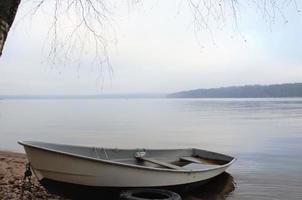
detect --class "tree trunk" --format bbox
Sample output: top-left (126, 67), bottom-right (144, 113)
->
top-left (0, 0), bottom-right (21, 57)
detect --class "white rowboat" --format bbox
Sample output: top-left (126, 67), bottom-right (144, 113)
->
top-left (19, 141), bottom-right (235, 188)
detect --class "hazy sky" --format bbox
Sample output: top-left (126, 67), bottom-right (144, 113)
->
top-left (0, 0), bottom-right (301, 95)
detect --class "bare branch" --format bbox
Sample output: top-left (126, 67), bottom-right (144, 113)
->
top-left (9, 0), bottom-right (300, 69)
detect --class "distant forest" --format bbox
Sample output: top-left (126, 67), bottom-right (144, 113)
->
top-left (168, 83), bottom-right (302, 98)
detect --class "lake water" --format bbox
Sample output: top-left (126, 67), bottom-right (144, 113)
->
top-left (0, 98), bottom-right (301, 199)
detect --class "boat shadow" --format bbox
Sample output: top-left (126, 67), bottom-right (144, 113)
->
top-left (42, 172), bottom-right (235, 200)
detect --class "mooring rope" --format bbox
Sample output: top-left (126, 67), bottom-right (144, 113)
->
top-left (20, 162), bottom-right (32, 199)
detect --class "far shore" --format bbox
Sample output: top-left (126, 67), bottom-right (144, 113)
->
top-left (0, 151), bottom-right (63, 200)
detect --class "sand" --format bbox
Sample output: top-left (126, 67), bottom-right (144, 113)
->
top-left (0, 151), bottom-right (63, 200)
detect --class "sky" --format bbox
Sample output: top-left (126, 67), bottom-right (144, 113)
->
top-left (0, 0), bottom-right (301, 95)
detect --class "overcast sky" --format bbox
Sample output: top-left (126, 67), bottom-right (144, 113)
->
top-left (0, 0), bottom-right (301, 95)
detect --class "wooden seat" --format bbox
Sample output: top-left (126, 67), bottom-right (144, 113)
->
top-left (180, 156), bottom-right (204, 164)
top-left (136, 157), bottom-right (183, 170)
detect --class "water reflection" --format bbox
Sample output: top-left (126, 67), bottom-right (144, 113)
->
top-left (182, 172), bottom-right (235, 200)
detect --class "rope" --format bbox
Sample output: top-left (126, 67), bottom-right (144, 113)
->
top-left (20, 162), bottom-right (32, 199)
top-left (94, 147), bottom-right (100, 158)
top-left (103, 148), bottom-right (110, 160)
top-left (94, 147), bottom-right (110, 160)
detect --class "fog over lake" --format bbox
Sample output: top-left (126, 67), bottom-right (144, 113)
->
top-left (0, 98), bottom-right (301, 199)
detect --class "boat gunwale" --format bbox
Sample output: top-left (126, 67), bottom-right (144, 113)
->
top-left (18, 141), bottom-right (236, 173)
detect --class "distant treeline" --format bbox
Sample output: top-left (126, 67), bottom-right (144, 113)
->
top-left (168, 83), bottom-right (302, 98)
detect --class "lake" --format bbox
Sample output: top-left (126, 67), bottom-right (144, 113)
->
top-left (0, 98), bottom-right (301, 199)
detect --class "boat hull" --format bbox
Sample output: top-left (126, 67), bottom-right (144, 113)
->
top-left (23, 144), bottom-right (233, 187)
top-left (39, 172), bottom-right (235, 199)
top-left (39, 177), bottom-right (209, 199)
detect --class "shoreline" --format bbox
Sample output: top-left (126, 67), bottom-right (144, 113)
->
top-left (0, 151), bottom-right (63, 200)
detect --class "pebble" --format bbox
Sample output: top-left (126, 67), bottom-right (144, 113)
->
top-left (0, 151), bottom-right (66, 200)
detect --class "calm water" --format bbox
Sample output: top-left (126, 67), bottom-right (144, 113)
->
top-left (0, 98), bottom-right (302, 199)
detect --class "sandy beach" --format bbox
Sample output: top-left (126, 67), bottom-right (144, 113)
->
top-left (0, 151), bottom-right (63, 200)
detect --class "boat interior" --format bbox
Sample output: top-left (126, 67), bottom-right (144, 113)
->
top-left (20, 141), bottom-right (234, 171)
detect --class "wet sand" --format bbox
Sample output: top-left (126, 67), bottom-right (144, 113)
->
top-left (0, 151), bottom-right (64, 200)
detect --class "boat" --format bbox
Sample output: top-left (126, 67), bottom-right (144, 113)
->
top-left (18, 141), bottom-right (235, 188)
